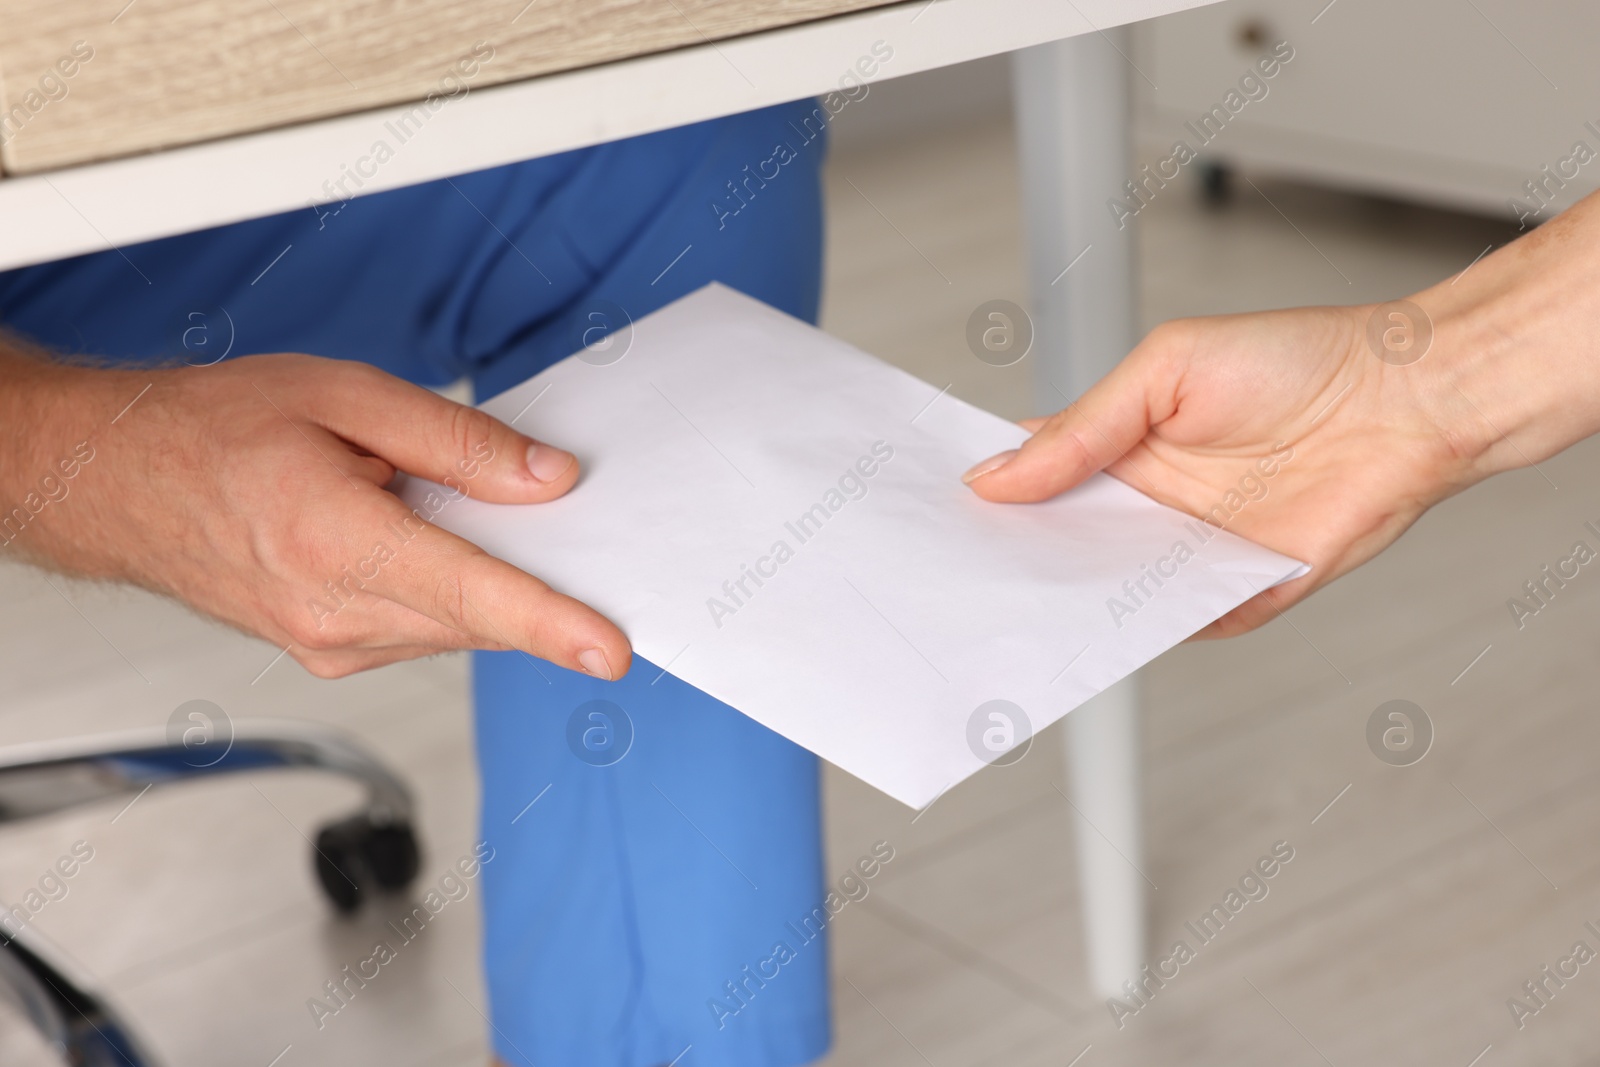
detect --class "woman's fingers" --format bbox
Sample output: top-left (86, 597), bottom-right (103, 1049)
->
top-left (965, 351), bottom-right (1167, 503)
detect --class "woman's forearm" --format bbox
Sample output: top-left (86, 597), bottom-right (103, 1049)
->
top-left (1417, 187), bottom-right (1600, 483)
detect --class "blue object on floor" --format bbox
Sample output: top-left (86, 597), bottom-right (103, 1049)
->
top-left (0, 98), bottom-right (833, 1067)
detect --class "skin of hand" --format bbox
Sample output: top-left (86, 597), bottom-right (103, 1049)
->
top-left (0, 347), bottom-right (632, 679)
top-left (961, 190), bottom-right (1600, 637)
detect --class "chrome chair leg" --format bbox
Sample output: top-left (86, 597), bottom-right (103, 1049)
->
top-left (0, 718), bottom-right (413, 827)
top-left (1, 927), bottom-right (160, 1067)
top-left (0, 718), bottom-right (425, 1066)
top-left (0, 718), bottom-right (421, 911)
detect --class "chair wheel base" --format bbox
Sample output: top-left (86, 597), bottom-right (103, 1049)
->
top-left (314, 814), bottom-right (421, 913)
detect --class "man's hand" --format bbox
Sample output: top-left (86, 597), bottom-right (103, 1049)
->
top-left (2, 350), bottom-right (631, 679)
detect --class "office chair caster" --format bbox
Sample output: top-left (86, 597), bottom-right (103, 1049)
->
top-left (0, 718), bottom-right (425, 1066)
top-left (1198, 160), bottom-right (1234, 207)
top-left (314, 813), bottom-right (422, 912)
top-left (0, 717), bottom-right (423, 913)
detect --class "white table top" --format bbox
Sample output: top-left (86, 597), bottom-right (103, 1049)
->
top-left (0, 0), bottom-right (1218, 272)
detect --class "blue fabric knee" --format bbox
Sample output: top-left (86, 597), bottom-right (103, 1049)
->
top-left (0, 97), bottom-right (833, 1067)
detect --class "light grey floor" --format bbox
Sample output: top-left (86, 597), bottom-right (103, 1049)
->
top-left (3, 89), bottom-right (1593, 1067)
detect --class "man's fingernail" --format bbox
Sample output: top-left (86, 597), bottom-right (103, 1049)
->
top-left (578, 647), bottom-right (613, 681)
top-left (962, 449), bottom-right (1018, 484)
top-left (527, 443), bottom-right (576, 483)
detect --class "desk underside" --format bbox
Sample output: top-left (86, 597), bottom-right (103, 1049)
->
top-left (0, 0), bottom-right (899, 173)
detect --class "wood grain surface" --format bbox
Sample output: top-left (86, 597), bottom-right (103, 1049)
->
top-left (0, 0), bottom-right (898, 174)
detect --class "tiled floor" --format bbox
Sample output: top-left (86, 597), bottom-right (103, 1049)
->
top-left (5, 76), bottom-right (1594, 1067)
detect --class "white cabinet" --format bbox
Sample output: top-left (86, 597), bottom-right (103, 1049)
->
top-left (1132, 0), bottom-right (1600, 224)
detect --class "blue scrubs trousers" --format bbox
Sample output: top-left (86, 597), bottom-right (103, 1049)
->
top-left (0, 101), bottom-right (831, 1067)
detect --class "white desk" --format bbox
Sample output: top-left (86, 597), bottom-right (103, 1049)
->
top-left (0, 0), bottom-right (1213, 271)
top-left (0, 0), bottom-right (1227, 999)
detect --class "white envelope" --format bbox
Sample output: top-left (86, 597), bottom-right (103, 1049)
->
top-left (401, 284), bottom-right (1307, 807)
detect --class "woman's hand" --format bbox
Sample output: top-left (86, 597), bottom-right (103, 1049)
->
top-left (964, 187), bottom-right (1600, 637)
top-left (2, 350), bottom-right (632, 679)
top-left (961, 302), bottom-right (1498, 637)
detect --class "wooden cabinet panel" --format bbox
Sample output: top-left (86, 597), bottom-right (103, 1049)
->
top-left (0, 0), bottom-right (897, 174)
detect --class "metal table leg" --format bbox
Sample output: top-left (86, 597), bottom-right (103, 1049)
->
top-left (1012, 27), bottom-right (1148, 999)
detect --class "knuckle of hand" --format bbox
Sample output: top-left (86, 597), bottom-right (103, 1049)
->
top-left (294, 650), bottom-right (354, 679)
top-left (523, 612), bottom-right (558, 657)
top-left (246, 510), bottom-right (305, 575)
top-left (297, 630), bottom-right (341, 654)
top-left (1041, 408), bottom-right (1075, 434)
top-left (1147, 318), bottom-right (1194, 349)
top-left (430, 571), bottom-right (473, 630)
top-left (342, 359), bottom-right (389, 388)
top-left (448, 406), bottom-right (499, 471)
top-left (1036, 412), bottom-right (1086, 457)
top-left (1059, 429), bottom-right (1096, 473)
top-left (287, 615), bottom-right (344, 652)
top-left (252, 352), bottom-right (325, 394)
top-left (1139, 321), bottom-right (1196, 372)
top-left (1145, 319), bottom-right (1179, 345)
